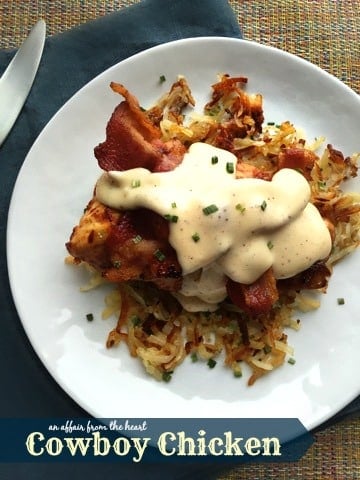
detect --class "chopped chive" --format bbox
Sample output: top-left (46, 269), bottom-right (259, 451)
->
top-left (171, 202), bottom-right (177, 208)
top-left (207, 106), bottom-right (220, 116)
top-left (207, 358), bottom-right (217, 369)
top-left (267, 240), bottom-right (274, 250)
top-left (211, 155), bottom-right (219, 164)
top-left (159, 74), bottom-right (166, 83)
top-left (318, 181), bottom-right (327, 191)
top-left (112, 260), bottom-right (122, 269)
top-left (233, 370), bottom-right (242, 378)
top-left (86, 313), bottom-right (94, 322)
top-left (260, 200), bottom-right (267, 211)
top-left (131, 315), bottom-right (142, 327)
top-left (288, 357), bottom-right (296, 365)
top-left (264, 344), bottom-right (272, 354)
top-left (154, 249), bottom-right (166, 261)
top-left (337, 297), bottom-right (345, 305)
top-left (202, 204), bottom-right (219, 215)
top-left (192, 232), bottom-right (200, 242)
top-left (235, 203), bottom-right (246, 214)
top-left (191, 352), bottom-right (198, 363)
top-left (164, 214), bottom-right (178, 223)
top-left (132, 234), bottom-right (143, 244)
top-left (162, 371), bottom-right (173, 382)
top-left (228, 320), bottom-right (238, 332)
top-left (131, 179), bottom-right (141, 188)
top-left (267, 121), bottom-right (275, 126)
top-left (226, 162), bottom-right (234, 174)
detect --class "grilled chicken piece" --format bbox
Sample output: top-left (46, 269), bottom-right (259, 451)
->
top-left (66, 199), bottom-right (182, 291)
top-left (278, 147), bottom-right (317, 180)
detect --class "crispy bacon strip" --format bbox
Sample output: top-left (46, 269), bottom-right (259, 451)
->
top-left (226, 260), bottom-right (331, 315)
top-left (208, 75), bottom-right (248, 102)
top-left (94, 82), bottom-right (186, 172)
top-left (236, 162), bottom-right (271, 180)
top-left (277, 261), bottom-right (331, 291)
top-left (278, 147), bottom-right (317, 180)
top-left (226, 268), bottom-right (279, 315)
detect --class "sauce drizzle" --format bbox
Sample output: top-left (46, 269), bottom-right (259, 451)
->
top-left (96, 142), bottom-right (332, 310)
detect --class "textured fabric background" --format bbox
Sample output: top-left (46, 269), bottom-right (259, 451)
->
top-left (1, 1), bottom-right (359, 479)
top-left (1, 0), bottom-right (359, 95)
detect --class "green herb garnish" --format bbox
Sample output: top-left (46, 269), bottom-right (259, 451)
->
top-left (235, 203), bottom-right (246, 214)
top-left (226, 162), bottom-right (234, 174)
top-left (131, 315), bottom-right (142, 327)
top-left (203, 204), bottom-right (219, 216)
top-left (267, 240), bottom-right (274, 250)
top-left (132, 234), bottom-right (143, 244)
top-left (191, 352), bottom-right (198, 363)
top-left (264, 344), bottom-right (272, 354)
top-left (164, 214), bottom-right (178, 223)
top-left (162, 371), bottom-right (173, 382)
top-left (154, 249), bottom-right (166, 261)
top-left (318, 181), bottom-right (327, 191)
top-left (131, 179), bottom-right (141, 188)
top-left (207, 358), bottom-right (217, 369)
top-left (192, 232), bottom-right (200, 242)
top-left (207, 105), bottom-right (221, 116)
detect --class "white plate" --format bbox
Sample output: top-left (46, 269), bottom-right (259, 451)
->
top-left (7, 37), bottom-right (360, 430)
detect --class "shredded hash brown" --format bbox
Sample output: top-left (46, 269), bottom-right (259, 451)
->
top-left (66, 74), bottom-right (360, 385)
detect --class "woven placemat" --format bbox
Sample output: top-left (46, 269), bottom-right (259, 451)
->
top-left (219, 416), bottom-right (360, 480)
top-left (1, 0), bottom-right (359, 96)
top-left (1, 1), bottom-right (359, 479)
top-left (232, 0), bottom-right (360, 95)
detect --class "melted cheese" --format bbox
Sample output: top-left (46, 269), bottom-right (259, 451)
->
top-left (96, 142), bottom-right (332, 311)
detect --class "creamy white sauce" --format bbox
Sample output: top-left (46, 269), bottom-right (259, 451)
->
top-left (96, 142), bottom-right (332, 311)
top-left (172, 265), bottom-right (227, 312)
